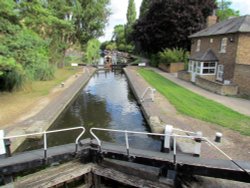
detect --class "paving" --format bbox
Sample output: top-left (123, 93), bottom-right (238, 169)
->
top-left (124, 66), bottom-right (250, 161)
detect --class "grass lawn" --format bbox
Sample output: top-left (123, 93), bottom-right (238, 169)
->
top-left (138, 68), bottom-right (250, 136)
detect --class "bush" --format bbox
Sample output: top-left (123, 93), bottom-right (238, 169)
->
top-left (0, 56), bottom-right (25, 91)
top-left (149, 54), bottom-right (159, 67)
top-left (158, 48), bottom-right (188, 65)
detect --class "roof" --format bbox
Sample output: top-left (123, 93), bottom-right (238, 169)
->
top-left (189, 49), bottom-right (218, 61)
top-left (190, 15), bottom-right (250, 38)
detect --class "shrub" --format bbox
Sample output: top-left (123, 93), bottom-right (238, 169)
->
top-left (158, 48), bottom-right (188, 65)
top-left (0, 56), bottom-right (25, 91)
top-left (149, 54), bottom-right (159, 67)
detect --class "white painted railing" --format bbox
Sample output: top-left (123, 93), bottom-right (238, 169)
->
top-left (140, 87), bottom-right (156, 102)
top-left (1, 126), bottom-right (85, 159)
top-left (90, 127), bottom-right (203, 164)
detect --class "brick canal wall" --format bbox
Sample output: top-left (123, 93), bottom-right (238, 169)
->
top-left (124, 67), bottom-right (164, 133)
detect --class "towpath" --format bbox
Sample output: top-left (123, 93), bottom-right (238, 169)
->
top-left (151, 67), bottom-right (250, 117)
top-left (125, 66), bottom-right (250, 161)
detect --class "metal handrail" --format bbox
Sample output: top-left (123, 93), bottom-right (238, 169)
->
top-left (2, 126), bottom-right (85, 159)
top-left (90, 127), bottom-right (249, 173)
top-left (140, 87), bottom-right (156, 102)
top-left (90, 127), bottom-right (202, 164)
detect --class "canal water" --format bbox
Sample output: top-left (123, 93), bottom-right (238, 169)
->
top-left (17, 69), bottom-right (161, 152)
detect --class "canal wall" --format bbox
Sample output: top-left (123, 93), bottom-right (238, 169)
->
top-left (6, 67), bottom-right (96, 152)
top-left (124, 67), bottom-right (165, 133)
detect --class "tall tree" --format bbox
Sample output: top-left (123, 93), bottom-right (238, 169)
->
top-left (125, 0), bottom-right (136, 42)
top-left (216, 0), bottom-right (240, 21)
top-left (139, 0), bottom-right (151, 18)
top-left (132, 0), bottom-right (216, 54)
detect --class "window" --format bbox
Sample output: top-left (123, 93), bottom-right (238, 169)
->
top-left (188, 61), bottom-right (193, 72)
top-left (210, 38), bottom-right (213, 43)
top-left (220, 38), bottom-right (227, 53)
top-left (196, 39), bottom-right (201, 52)
top-left (216, 64), bottom-right (224, 81)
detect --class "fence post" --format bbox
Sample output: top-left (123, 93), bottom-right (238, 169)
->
top-left (173, 136), bottom-right (177, 164)
top-left (194, 131), bottom-right (202, 157)
top-left (43, 132), bottom-right (47, 160)
top-left (125, 130), bottom-right (130, 156)
top-left (163, 125), bottom-right (173, 153)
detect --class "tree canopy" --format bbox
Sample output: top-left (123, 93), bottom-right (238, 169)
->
top-left (132, 0), bottom-right (216, 54)
top-left (216, 0), bottom-right (240, 21)
top-left (0, 0), bottom-right (110, 91)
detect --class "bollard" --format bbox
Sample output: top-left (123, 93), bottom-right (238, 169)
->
top-left (193, 131), bottom-right (202, 157)
top-left (4, 139), bottom-right (11, 157)
top-left (163, 125), bottom-right (173, 153)
top-left (215, 132), bottom-right (223, 143)
top-left (61, 82), bottom-right (65, 87)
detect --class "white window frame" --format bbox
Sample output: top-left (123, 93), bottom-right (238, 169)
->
top-left (220, 37), bottom-right (227, 53)
top-left (196, 61), bottom-right (217, 75)
top-left (216, 64), bottom-right (224, 81)
top-left (188, 61), bottom-right (193, 73)
top-left (196, 39), bottom-right (201, 52)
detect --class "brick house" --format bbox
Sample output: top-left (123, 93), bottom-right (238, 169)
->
top-left (186, 15), bottom-right (250, 96)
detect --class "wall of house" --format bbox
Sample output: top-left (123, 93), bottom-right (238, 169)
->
top-left (236, 33), bottom-right (250, 65)
top-left (196, 76), bottom-right (238, 95)
top-left (233, 64), bottom-right (250, 95)
top-left (191, 34), bottom-right (239, 81)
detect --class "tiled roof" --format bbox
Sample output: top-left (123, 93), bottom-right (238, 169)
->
top-left (190, 15), bottom-right (250, 38)
top-left (189, 49), bottom-right (218, 61)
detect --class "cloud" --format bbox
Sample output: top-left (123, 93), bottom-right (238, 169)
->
top-left (230, 0), bottom-right (250, 15)
top-left (100, 0), bottom-right (250, 42)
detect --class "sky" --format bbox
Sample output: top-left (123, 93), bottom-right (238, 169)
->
top-left (99, 0), bottom-right (250, 42)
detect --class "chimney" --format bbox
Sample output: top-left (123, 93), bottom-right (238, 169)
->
top-left (206, 9), bottom-right (217, 27)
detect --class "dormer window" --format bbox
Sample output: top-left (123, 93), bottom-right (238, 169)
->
top-left (220, 37), bottom-right (227, 53)
top-left (196, 39), bottom-right (201, 52)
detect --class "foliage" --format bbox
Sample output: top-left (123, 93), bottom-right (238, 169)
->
top-left (0, 56), bottom-right (25, 91)
top-left (216, 0), bottom-right (240, 21)
top-left (139, 0), bottom-right (151, 18)
top-left (149, 54), bottom-right (159, 67)
top-left (158, 48), bottom-right (188, 65)
top-left (85, 39), bottom-right (101, 64)
top-left (111, 24), bottom-right (134, 52)
top-left (125, 0), bottom-right (136, 44)
top-left (132, 0), bottom-right (216, 54)
top-left (0, 0), bottom-right (110, 92)
top-left (138, 69), bottom-right (250, 136)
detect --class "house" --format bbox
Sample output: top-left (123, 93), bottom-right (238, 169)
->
top-left (185, 15), bottom-right (250, 96)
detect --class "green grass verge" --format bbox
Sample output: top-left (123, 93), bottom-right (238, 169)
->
top-left (138, 68), bottom-right (250, 136)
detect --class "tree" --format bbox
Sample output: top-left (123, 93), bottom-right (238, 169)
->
top-left (85, 39), bottom-right (101, 64)
top-left (139, 0), bottom-right (151, 18)
top-left (125, 0), bottom-right (136, 42)
top-left (132, 0), bottom-right (216, 54)
top-left (0, 0), bottom-right (111, 92)
top-left (216, 0), bottom-right (240, 21)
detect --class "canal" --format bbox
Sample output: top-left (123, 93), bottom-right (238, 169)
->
top-left (17, 69), bottom-right (161, 152)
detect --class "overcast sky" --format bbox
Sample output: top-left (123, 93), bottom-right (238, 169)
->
top-left (99, 0), bottom-right (250, 42)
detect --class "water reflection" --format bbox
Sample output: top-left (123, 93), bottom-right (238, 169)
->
top-left (50, 70), bottom-right (161, 150)
top-left (17, 70), bottom-right (161, 152)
